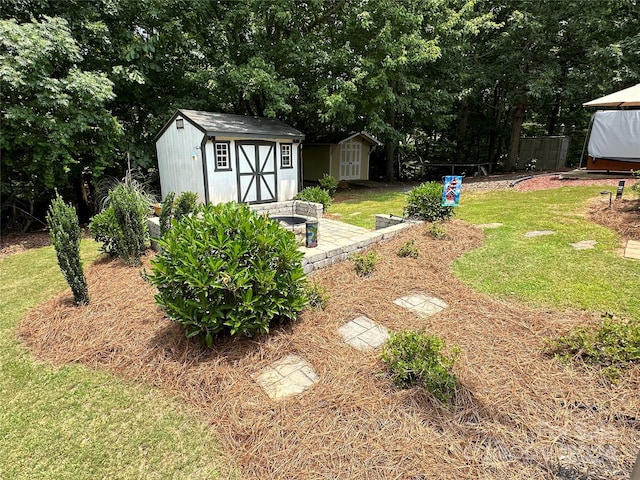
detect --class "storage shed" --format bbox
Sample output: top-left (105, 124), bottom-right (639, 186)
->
top-left (155, 109), bottom-right (305, 204)
top-left (302, 132), bottom-right (382, 182)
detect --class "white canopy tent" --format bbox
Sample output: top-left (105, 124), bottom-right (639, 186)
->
top-left (583, 83), bottom-right (640, 108)
top-left (587, 110), bottom-right (640, 162)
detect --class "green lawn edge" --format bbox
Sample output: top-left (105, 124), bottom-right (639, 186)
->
top-left (0, 241), bottom-right (233, 480)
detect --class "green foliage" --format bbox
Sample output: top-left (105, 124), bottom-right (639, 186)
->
top-left (147, 202), bottom-right (307, 342)
top-left (427, 222), bottom-right (448, 240)
top-left (631, 171), bottom-right (640, 195)
top-left (318, 174), bottom-right (339, 197)
top-left (173, 191), bottom-right (199, 220)
top-left (304, 281), bottom-right (329, 310)
top-left (0, 16), bottom-right (122, 231)
top-left (397, 239), bottom-right (419, 258)
top-left (295, 186), bottom-right (332, 212)
top-left (404, 182), bottom-right (454, 222)
top-left (159, 191), bottom-right (175, 236)
top-left (89, 179), bottom-right (151, 266)
top-left (381, 331), bottom-right (460, 404)
top-left (350, 251), bottom-right (378, 277)
top-left (546, 313), bottom-right (640, 383)
top-left (88, 207), bottom-right (119, 256)
top-left (45, 194), bottom-right (89, 305)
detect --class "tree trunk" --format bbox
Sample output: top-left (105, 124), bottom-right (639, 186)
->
top-left (384, 106), bottom-right (396, 181)
top-left (455, 98), bottom-right (469, 163)
top-left (506, 102), bottom-right (526, 170)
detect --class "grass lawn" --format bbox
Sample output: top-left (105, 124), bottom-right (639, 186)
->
top-left (327, 188), bottom-right (406, 229)
top-left (330, 184), bottom-right (640, 320)
top-left (0, 242), bottom-right (231, 479)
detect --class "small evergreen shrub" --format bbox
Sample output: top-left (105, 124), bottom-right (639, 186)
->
top-left (545, 313), bottom-right (640, 383)
top-left (631, 170), bottom-right (640, 195)
top-left (404, 182), bottom-right (454, 222)
top-left (89, 179), bottom-right (151, 266)
top-left (381, 331), bottom-right (460, 404)
top-left (89, 206), bottom-right (119, 255)
top-left (46, 194), bottom-right (89, 306)
top-left (295, 186), bottom-right (332, 211)
top-left (159, 191), bottom-right (175, 235)
top-left (319, 174), bottom-right (339, 197)
top-left (397, 239), bottom-right (419, 258)
top-left (427, 222), bottom-right (448, 240)
top-left (350, 251), bottom-right (378, 277)
top-left (174, 191), bottom-right (199, 220)
top-left (304, 281), bottom-right (329, 310)
top-left (147, 202), bottom-right (307, 344)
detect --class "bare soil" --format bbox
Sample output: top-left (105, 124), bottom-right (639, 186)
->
top-left (16, 174), bottom-right (640, 479)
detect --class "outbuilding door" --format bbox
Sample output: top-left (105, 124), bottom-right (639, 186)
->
top-left (236, 141), bottom-right (277, 203)
top-left (339, 141), bottom-right (362, 180)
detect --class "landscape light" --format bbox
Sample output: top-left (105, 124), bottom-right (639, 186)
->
top-left (600, 190), bottom-right (612, 208)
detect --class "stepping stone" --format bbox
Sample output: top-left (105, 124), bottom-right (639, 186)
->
top-left (524, 230), bottom-right (555, 238)
top-left (394, 294), bottom-right (448, 318)
top-left (252, 355), bottom-right (319, 401)
top-left (338, 316), bottom-right (389, 351)
top-left (570, 240), bottom-right (597, 250)
top-left (624, 239), bottom-right (640, 260)
top-left (476, 222), bottom-right (503, 229)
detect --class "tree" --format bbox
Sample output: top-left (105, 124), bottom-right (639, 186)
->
top-left (0, 16), bottom-right (122, 230)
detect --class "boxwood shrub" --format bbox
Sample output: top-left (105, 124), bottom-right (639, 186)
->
top-left (147, 202), bottom-right (307, 344)
top-left (404, 182), bottom-right (454, 222)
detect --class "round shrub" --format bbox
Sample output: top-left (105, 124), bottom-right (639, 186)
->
top-left (147, 202), bottom-right (307, 344)
top-left (295, 186), bottom-right (332, 211)
top-left (404, 182), bottom-right (454, 222)
top-left (319, 174), bottom-right (339, 197)
top-left (381, 330), bottom-right (460, 404)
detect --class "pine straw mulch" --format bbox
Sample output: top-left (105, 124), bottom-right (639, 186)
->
top-left (19, 221), bottom-right (640, 480)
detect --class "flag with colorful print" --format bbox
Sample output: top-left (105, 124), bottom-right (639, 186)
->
top-left (442, 176), bottom-right (463, 207)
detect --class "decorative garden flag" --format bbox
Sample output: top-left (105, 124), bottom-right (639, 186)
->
top-left (442, 176), bottom-right (463, 207)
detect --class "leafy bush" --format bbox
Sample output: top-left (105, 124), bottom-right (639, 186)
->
top-left (89, 206), bottom-right (119, 255)
top-left (159, 191), bottom-right (175, 235)
top-left (631, 170), bottom-right (640, 195)
top-left (350, 251), bottom-right (378, 277)
top-left (46, 194), bottom-right (89, 306)
top-left (319, 174), bottom-right (339, 197)
top-left (397, 239), bottom-right (419, 258)
top-left (295, 186), bottom-right (332, 211)
top-left (174, 191), bottom-right (199, 220)
top-left (89, 179), bottom-right (151, 266)
top-left (427, 222), bottom-right (448, 239)
top-left (147, 202), bottom-right (307, 344)
top-left (545, 313), bottom-right (640, 383)
top-left (404, 182), bottom-right (454, 222)
top-left (304, 281), bottom-right (329, 310)
top-left (381, 331), bottom-right (460, 404)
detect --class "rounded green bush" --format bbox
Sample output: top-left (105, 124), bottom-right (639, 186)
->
top-left (147, 202), bottom-right (307, 344)
top-left (404, 182), bottom-right (454, 222)
top-left (295, 186), bottom-right (332, 211)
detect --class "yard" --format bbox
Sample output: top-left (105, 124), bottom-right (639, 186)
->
top-left (2, 176), bottom-right (640, 479)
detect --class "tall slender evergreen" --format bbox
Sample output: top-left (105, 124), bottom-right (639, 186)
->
top-left (46, 194), bottom-right (89, 305)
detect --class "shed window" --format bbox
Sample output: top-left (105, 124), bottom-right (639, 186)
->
top-left (176, 118), bottom-right (184, 129)
top-left (280, 143), bottom-right (292, 168)
top-left (215, 142), bottom-right (231, 171)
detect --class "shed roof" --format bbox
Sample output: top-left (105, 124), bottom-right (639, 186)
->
top-left (306, 131), bottom-right (383, 147)
top-left (155, 109), bottom-right (305, 141)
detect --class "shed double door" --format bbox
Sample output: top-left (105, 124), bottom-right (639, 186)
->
top-left (339, 141), bottom-right (362, 180)
top-left (236, 141), bottom-right (277, 203)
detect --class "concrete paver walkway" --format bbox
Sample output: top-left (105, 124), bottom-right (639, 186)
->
top-left (253, 355), bottom-right (319, 401)
top-left (338, 316), bottom-right (389, 351)
top-left (524, 230), bottom-right (555, 238)
top-left (625, 239), bottom-right (640, 259)
top-left (394, 294), bottom-right (448, 317)
top-left (570, 240), bottom-right (597, 250)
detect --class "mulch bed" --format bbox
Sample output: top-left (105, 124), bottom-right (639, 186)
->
top-left (19, 217), bottom-right (640, 479)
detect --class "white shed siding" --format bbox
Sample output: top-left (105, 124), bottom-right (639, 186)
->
top-left (205, 138), bottom-right (237, 204)
top-left (278, 141), bottom-right (299, 200)
top-left (156, 115), bottom-right (206, 202)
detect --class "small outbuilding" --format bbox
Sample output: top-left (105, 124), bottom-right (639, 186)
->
top-left (155, 109), bottom-right (305, 204)
top-left (302, 132), bottom-right (382, 182)
top-left (583, 84), bottom-right (640, 172)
